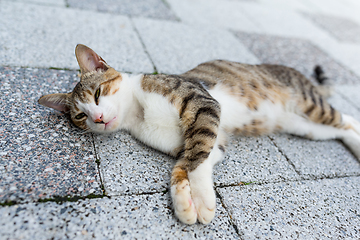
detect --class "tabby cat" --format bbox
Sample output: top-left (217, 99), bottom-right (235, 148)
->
top-left (38, 44), bottom-right (360, 225)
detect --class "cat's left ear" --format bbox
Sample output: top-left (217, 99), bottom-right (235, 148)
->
top-left (38, 93), bottom-right (71, 112)
top-left (75, 44), bottom-right (109, 74)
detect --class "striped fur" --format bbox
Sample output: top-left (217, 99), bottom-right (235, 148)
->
top-left (38, 44), bottom-right (360, 225)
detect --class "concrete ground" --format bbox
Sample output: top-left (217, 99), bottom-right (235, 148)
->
top-left (1, 0), bottom-right (360, 239)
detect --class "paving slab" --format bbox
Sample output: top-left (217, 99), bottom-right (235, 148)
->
top-left (217, 176), bottom-right (360, 239)
top-left (0, 192), bottom-right (240, 239)
top-left (300, 0), bottom-right (360, 24)
top-left (270, 93), bottom-right (360, 179)
top-left (167, 0), bottom-right (261, 32)
top-left (214, 136), bottom-right (299, 186)
top-left (7, 0), bottom-right (66, 7)
top-left (0, 67), bottom-right (102, 203)
top-left (94, 131), bottom-right (174, 196)
top-left (67, 0), bottom-right (177, 20)
top-left (133, 17), bottom-right (259, 74)
top-left (0, 1), bottom-right (154, 73)
top-left (305, 13), bottom-right (360, 44)
top-left (337, 85), bottom-right (360, 112)
top-left (96, 131), bottom-right (298, 196)
top-left (234, 32), bottom-right (360, 85)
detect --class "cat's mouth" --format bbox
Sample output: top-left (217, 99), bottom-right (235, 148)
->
top-left (104, 116), bottom-right (117, 130)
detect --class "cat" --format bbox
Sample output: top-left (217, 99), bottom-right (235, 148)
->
top-left (38, 44), bottom-right (360, 225)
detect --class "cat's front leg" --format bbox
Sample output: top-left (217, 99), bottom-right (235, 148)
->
top-left (171, 134), bottom-right (226, 224)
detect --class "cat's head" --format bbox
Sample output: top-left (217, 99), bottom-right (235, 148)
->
top-left (39, 44), bottom-right (125, 133)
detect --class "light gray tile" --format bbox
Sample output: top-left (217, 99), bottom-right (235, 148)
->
top-left (214, 136), bottom-right (299, 186)
top-left (133, 17), bottom-right (259, 74)
top-left (3, 0), bottom-right (66, 7)
top-left (67, 0), bottom-right (177, 20)
top-left (0, 193), bottom-right (240, 239)
top-left (336, 85), bottom-right (360, 112)
top-left (305, 13), bottom-right (360, 44)
top-left (95, 131), bottom-right (173, 195)
top-left (217, 176), bottom-right (360, 239)
top-left (0, 1), bottom-right (153, 73)
top-left (167, 0), bottom-right (261, 32)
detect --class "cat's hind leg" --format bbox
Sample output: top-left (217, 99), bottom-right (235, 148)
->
top-left (281, 112), bottom-right (360, 160)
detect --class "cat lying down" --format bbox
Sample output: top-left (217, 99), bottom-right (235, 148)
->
top-left (39, 44), bottom-right (360, 225)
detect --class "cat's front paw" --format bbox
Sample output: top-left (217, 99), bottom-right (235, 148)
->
top-left (171, 179), bottom-right (197, 224)
top-left (190, 180), bottom-right (216, 224)
top-left (171, 178), bottom-right (216, 224)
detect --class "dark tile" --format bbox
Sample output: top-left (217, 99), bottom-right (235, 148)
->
top-left (67, 0), bottom-right (178, 20)
top-left (234, 32), bottom-right (360, 85)
top-left (305, 13), bottom-right (360, 44)
top-left (0, 67), bottom-right (102, 203)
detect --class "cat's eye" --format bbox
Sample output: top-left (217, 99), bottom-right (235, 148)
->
top-left (94, 88), bottom-right (101, 104)
top-left (75, 113), bottom-right (87, 120)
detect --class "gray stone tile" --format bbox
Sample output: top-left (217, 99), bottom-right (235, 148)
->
top-left (214, 136), bottom-right (299, 186)
top-left (270, 134), bottom-right (360, 178)
top-left (0, 193), bottom-right (240, 239)
top-left (95, 131), bottom-right (173, 196)
top-left (235, 32), bottom-right (360, 85)
top-left (167, 0), bottom-right (261, 32)
top-left (217, 176), bottom-right (360, 239)
top-left (4, 0), bottom-right (66, 7)
top-left (133, 17), bottom-right (259, 74)
top-left (67, 0), bottom-right (177, 20)
top-left (336, 85), bottom-right (360, 112)
top-left (0, 1), bottom-right (153, 73)
top-left (305, 13), bottom-right (360, 44)
top-left (0, 67), bottom-right (102, 203)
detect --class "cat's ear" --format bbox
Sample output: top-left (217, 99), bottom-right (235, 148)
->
top-left (38, 93), bottom-right (71, 112)
top-left (75, 44), bottom-right (108, 74)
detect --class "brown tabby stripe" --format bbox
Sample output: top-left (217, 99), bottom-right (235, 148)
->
top-left (179, 92), bottom-right (196, 118)
top-left (171, 165), bottom-right (188, 186)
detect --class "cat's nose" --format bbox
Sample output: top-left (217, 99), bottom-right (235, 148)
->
top-left (93, 113), bottom-right (104, 124)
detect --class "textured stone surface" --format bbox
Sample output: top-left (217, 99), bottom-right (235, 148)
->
top-left (0, 193), bottom-right (240, 239)
top-left (167, 0), bottom-right (261, 32)
top-left (235, 32), bottom-right (360, 85)
top-left (217, 177), bottom-right (360, 239)
top-left (95, 131), bottom-right (173, 195)
top-left (305, 13), bottom-right (360, 44)
top-left (67, 0), bottom-right (177, 20)
top-left (0, 1), bottom-right (154, 73)
top-left (0, 67), bottom-right (102, 203)
top-left (133, 17), bottom-right (259, 74)
top-left (214, 136), bottom-right (299, 186)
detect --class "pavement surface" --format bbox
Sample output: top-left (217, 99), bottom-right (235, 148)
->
top-left (1, 0), bottom-right (360, 239)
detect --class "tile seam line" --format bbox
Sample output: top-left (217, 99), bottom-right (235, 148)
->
top-left (215, 189), bottom-right (245, 240)
top-left (267, 135), bottom-right (302, 176)
top-left (215, 173), bottom-right (360, 189)
top-left (91, 133), bottom-right (107, 197)
top-left (129, 17), bottom-right (158, 73)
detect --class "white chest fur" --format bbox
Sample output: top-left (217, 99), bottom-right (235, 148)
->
top-left (128, 91), bottom-right (184, 155)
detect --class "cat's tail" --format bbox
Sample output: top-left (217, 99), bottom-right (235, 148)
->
top-left (314, 65), bottom-right (334, 98)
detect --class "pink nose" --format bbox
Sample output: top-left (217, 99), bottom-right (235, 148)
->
top-left (93, 113), bottom-right (103, 123)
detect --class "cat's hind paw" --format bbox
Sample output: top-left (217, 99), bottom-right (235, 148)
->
top-left (171, 179), bottom-right (197, 224)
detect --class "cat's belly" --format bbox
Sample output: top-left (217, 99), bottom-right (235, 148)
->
top-left (209, 85), bottom-right (286, 136)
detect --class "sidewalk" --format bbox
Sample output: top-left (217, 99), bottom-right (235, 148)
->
top-left (1, 0), bottom-right (360, 239)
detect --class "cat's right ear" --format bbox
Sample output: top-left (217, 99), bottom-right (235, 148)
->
top-left (38, 93), bottom-right (71, 112)
top-left (75, 44), bottom-right (108, 74)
